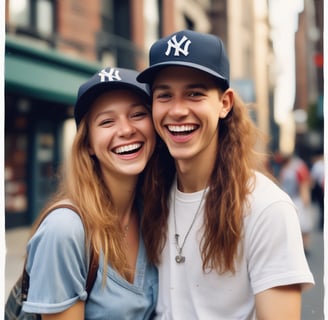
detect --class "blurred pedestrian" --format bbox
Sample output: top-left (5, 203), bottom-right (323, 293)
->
top-left (310, 152), bottom-right (324, 230)
top-left (278, 154), bottom-right (314, 252)
top-left (21, 67), bottom-right (158, 319)
top-left (139, 29), bottom-right (314, 319)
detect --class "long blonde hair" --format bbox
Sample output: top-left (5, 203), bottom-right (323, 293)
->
top-left (31, 117), bottom-right (141, 281)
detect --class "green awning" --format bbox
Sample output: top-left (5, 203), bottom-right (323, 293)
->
top-left (5, 37), bottom-right (101, 104)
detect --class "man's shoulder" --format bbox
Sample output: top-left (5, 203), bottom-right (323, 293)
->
top-left (250, 171), bottom-right (292, 206)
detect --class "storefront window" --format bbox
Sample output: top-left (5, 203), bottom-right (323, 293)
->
top-left (5, 130), bottom-right (28, 213)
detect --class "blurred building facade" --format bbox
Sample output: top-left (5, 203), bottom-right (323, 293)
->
top-left (4, 0), bottom-right (323, 228)
top-left (294, 0), bottom-right (324, 163)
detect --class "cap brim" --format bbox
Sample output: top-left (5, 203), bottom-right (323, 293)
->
top-left (137, 61), bottom-right (229, 88)
top-left (75, 82), bottom-right (150, 126)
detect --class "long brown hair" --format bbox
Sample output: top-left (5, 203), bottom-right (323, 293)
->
top-left (142, 90), bottom-right (269, 273)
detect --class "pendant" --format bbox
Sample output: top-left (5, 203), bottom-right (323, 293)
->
top-left (175, 254), bottom-right (185, 263)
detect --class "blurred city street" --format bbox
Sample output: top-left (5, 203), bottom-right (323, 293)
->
top-left (4, 0), bottom-right (324, 318)
top-left (301, 227), bottom-right (324, 320)
top-left (4, 220), bottom-right (324, 319)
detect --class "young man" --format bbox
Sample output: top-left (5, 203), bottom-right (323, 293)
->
top-left (139, 30), bottom-right (314, 319)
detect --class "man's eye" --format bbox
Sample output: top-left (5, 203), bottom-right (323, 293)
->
top-left (155, 93), bottom-right (171, 100)
top-left (189, 91), bottom-right (203, 97)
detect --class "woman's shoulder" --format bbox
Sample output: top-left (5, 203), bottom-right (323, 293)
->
top-left (26, 206), bottom-right (86, 272)
top-left (36, 205), bottom-right (85, 241)
top-left (44, 205), bottom-right (82, 222)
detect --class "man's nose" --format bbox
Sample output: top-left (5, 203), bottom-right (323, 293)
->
top-left (168, 99), bottom-right (189, 117)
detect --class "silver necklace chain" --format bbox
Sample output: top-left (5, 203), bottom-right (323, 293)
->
top-left (173, 185), bottom-right (207, 263)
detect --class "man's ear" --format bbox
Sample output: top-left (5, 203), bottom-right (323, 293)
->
top-left (219, 88), bottom-right (233, 119)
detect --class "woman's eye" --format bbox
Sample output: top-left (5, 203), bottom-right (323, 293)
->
top-left (131, 112), bottom-right (148, 119)
top-left (99, 119), bottom-right (114, 126)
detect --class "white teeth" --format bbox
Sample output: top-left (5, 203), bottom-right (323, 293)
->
top-left (168, 125), bottom-right (197, 132)
top-left (114, 143), bottom-right (142, 154)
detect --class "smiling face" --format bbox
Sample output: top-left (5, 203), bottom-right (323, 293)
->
top-left (152, 66), bottom-right (232, 170)
top-left (87, 89), bottom-right (155, 181)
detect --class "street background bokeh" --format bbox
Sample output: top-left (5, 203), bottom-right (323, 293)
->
top-left (3, 0), bottom-right (325, 318)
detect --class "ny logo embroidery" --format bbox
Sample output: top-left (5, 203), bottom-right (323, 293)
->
top-left (165, 35), bottom-right (191, 57)
top-left (98, 68), bottom-right (121, 82)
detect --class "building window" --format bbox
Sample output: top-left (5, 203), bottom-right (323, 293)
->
top-left (101, 0), bottom-right (114, 34)
top-left (5, 96), bottom-right (29, 215)
top-left (36, 0), bottom-right (54, 36)
top-left (8, 0), bottom-right (55, 39)
top-left (9, 0), bottom-right (30, 28)
top-left (144, 0), bottom-right (160, 50)
top-left (98, 0), bottom-right (138, 68)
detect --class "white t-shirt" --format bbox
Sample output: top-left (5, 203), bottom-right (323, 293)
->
top-left (155, 172), bottom-right (314, 320)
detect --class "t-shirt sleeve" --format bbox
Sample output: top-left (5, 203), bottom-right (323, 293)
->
top-left (246, 200), bottom-right (315, 295)
top-left (22, 208), bottom-right (89, 314)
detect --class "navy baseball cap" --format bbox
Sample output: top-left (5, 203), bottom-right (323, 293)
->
top-left (74, 67), bottom-right (151, 126)
top-left (137, 29), bottom-right (230, 89)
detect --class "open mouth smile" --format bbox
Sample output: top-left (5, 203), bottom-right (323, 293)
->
top-left (167, 124), bottom-right (199, 136)
top-left (113, 143), bottom-right (143, 155)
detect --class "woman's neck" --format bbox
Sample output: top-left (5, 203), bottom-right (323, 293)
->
top-left (103, 172), bottom-right (138, 216)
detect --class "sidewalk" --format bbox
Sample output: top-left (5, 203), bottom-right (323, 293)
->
top-left (5, 227), bottom-right (30, 300)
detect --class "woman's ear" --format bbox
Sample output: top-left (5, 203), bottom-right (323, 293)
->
top-left (219, 88), bottom-right (234, 119)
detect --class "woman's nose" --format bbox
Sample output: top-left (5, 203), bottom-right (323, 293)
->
top-left (117, 118), bottom-right (136, 137)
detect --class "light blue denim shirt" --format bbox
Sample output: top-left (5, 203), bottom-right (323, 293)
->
top-left (22, 208), bottom-right (158, 319)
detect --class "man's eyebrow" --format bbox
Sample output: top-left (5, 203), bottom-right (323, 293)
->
top-left (152, 84), bottom-right (170, 91)
top-left (152, 83), bottom-right (209, 91)
top-left (186, 83), bottom-right (208, 90)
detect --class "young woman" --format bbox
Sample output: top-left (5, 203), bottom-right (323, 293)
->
top-left (139, 30), bottom-right (314, 319)
top-left (22, 67), bottom-right (158, 319)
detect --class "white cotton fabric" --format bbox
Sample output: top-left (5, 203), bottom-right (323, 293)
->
top-left (155, 172), bottom-right (314, 320)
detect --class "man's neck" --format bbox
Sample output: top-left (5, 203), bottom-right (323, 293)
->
top-left (174, 130), bottom-right (218, 193)
top-left (176, 160), bottom-right (213, 193)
